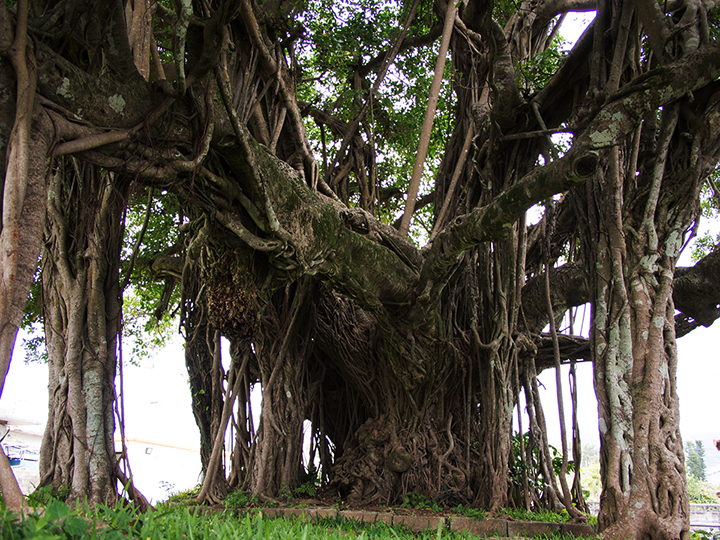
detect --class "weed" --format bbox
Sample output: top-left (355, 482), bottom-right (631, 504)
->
top-left (295, 481), bottom-right (318, 497)
top-left (295, 463), bottom-right (321, 497)
top-left (158, 483), bottom-right (201, 508)
top-left (499, 506), bottom-right (571, 523)
top-left (224, 489), bottom-right (252, 508)
top-left (692, 530), bottom-right (720, 540)
top-left (25, 484), bottom-right (71, 507)
top-left (400, 491), bottom-right (442, 513)
top-left (452, 504), bottom-right (486, 520)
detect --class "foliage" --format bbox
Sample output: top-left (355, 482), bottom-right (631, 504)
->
top-left (517, 36), bottom-right (568, 95)
top-left (25, 485), bottom-right (71, 507)
top-left (692, 530), bottom-right (720, 540)
top-left (297, 0), bottom-right (452, 225)
top-left (119, 188), bottom-right (183, 366)
top-left (687, 440), bottom-right (708, 481)
top-left (451, 504), bottom-right (486, 520)
top-left (158, 484), bottom-right (202, 509)
top-left (19, 269), bottom-right (46, 364)
top-left (580, 463), bottom-right (601, 502)
top-left (508, 431), bottom-right (575, 501)
top-left (709, 4), bottom-right (720, 41)
top-left (493, 0), bottom-right (521, 24)
top-left (498, 506), bottom-right (571, 523)
top-left (1, 499), bottom-right (92, 540)
top-left (687, 474), bottom-right (718, 504)
top-left (400, 491), bottom-right (442, 513)
top-left (0, 499), bottom-right (599, 540)
top-left (120, 292), bottom-right (178, 366)
top-left (690, 174), bottom-right (720, 262)
top-left (19, 325), bottom-right (46, 364)
top-left (295, 466), bottom-right (321, 498)
top-left (221, 489), bottom-right (248, 509)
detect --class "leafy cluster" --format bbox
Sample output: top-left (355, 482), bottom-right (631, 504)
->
top-left (690, 172), bottom-right (720, 262)
top-left (508, 431), bottom-right (575, 504)
top-left (686, 474), bottom-right (718, 504)
top-left (497, 506), bottom-right (571, 523)
top-left (516, 36), bottom-right (568, 95)
top-left (686, 440), bottom-right (707, 481)
top-left (297, 0), bottom-right (453, 227)
top-left (120, 187), bottom-right (183, 365)
top-left (400, 491), bottom-right (443, 513)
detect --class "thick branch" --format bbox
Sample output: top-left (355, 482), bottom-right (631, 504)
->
top-left (521, 263), bottom-right (590, 332)
top-left (674, 250), bottom-right (720, 328)
top-left (519, 248), bottom-right (720, 341)
top-left (208, 127), bottom-right (420, 317)
top-left (634, 0), bottom-right (670, 62)
top-left (418, 42), bottom-right (720, 307)
top-left (418, 148), bottom-right (598, 306)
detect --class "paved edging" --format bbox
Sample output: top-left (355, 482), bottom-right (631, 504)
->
top-left (251, 507), bottom-right (596, 538)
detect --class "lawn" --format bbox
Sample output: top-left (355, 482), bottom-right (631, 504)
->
top-left (1, 496), bottom-right (599, 540)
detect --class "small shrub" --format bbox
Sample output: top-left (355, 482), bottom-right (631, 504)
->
top-left (400, 491), bottom-right (442, 513)
top-left (499, 506), bottom-right (571, 523)
top-left (224, 489), bottom-right (252, 508)
top-left (687, 474), bottom-right (718, 504)
top-left (452, 504), bottom-right (486, 520)
top-left (692, 530), bottom-right (720, 540)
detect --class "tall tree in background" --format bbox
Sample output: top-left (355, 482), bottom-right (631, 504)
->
top-left (686, 440), bottom-right (707, 481)
top-left (1, 1), bottom-right (720, 538)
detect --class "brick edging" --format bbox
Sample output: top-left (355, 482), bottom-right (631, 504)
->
top-left (250, 507), bottom-right (597, 538)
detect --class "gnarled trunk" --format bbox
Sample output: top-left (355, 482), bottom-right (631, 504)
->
top-left (248, 282), bottom-right (313, 497)
top-left (39, 164), bottom-right (128, 505)
top-left (580, 86), bottom-right (719, 536)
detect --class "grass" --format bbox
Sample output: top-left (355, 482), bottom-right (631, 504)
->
top-left (497, 506), bottom-right (598, 529)
top-left (1, 490), bottom-right (601, 540)
top-left (498, 507), bottom-right (572, 523)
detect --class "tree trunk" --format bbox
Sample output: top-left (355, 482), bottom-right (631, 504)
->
top-left (581, 91), bottom-right (715, 536)
top-left (249, 282), bottom-right (313, 498)
top-left (312, 289), bottom-right (481, 506)
top-left (181, 261), bottom-right (225, 475)
top-left (39, 164), bottom-right (128, 505)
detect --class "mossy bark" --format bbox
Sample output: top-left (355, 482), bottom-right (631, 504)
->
top-left (39, 164), bottom-right (129, 505)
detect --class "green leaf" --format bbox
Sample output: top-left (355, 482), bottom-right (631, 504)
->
top-left (64, 516), bottom-right (90, 538)
top-left (44, 500), bottom-right (70, 522)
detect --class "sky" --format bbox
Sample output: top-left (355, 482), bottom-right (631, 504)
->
top-left (3, 9), bottom-right (720, 501)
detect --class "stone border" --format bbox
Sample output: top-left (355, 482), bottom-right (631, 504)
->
top-left (249, 507), bottom-right (597, 538)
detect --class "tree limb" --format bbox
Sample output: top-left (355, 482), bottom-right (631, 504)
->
top-left (418, 42), bottom-right (720, 308)
top-left (399, 0), bottom-right (457, 236)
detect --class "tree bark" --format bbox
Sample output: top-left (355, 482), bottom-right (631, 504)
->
top-left (398, 0), bottom-right (456, 236)
top-left (248, 282), bottom-right (313, 498)
top-left (39, 165), bottom-right (129, 505)
top-left (579, 84), bottom-right (720, 535)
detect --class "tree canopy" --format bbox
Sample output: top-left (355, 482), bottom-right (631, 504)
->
top-left (1, 0), bottom-right (720, 538)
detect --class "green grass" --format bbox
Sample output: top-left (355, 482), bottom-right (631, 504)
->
top-left (451, 504), bottom-right (486, 520)
top-left (0, 499), bottom-right (601, 540)
top-left (497, 506), bottom-right (597, 529)
top-left (3, 503), bottom-right (334, 540)
top-left (498, 506), bottom-right (572, 523)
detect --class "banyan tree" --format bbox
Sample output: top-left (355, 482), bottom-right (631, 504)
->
top-left (1, 0), bottom-right (719, 538)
